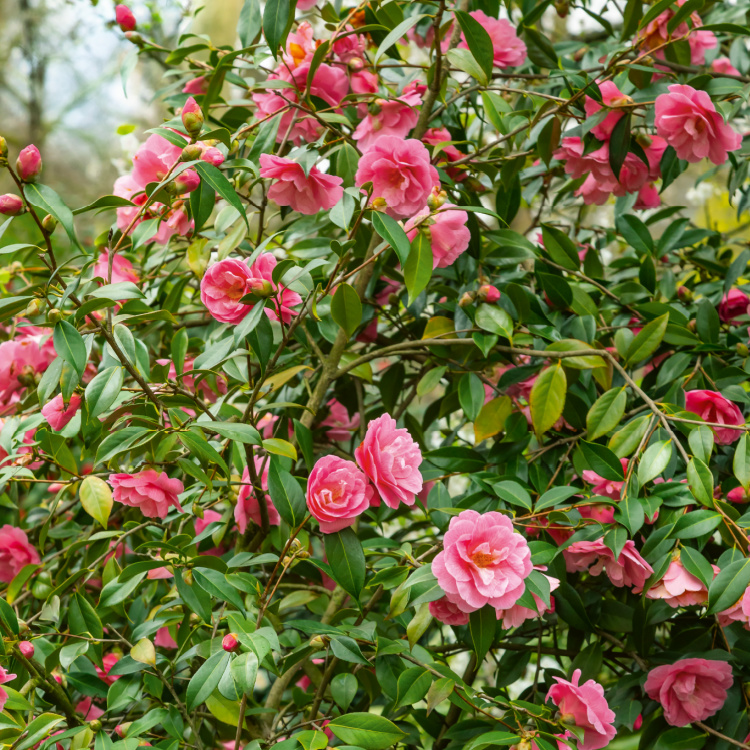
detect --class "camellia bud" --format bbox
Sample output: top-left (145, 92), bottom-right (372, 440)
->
top-left (477, 284), bottom-right (501, 303)
top-left (222, 633), bottom-right (240, 653)
top-left (24, 299), bottom-right (43, 317)
top-left (115, 4), bottom-right (137, 31)
top-left (737, 343), bottom-right (749, 357)
top-left (42, 214), bottom-right (57, 233)
top-left (115, 723), bottom-right (132, 739)
top-left (18, 641), bottom-right (34, 658)
top-left (677, 285), bottom-right (692, 303)
top-left (181, 97), bottom-right (204, 138)
top-left (371, 197), bottom-right (387, 209)
top-left (169, 169), bottom-right (201, 195)
top-left (458, 292), bottom-right (475, 308)
top-left (16, 145), bottom-right (42, 182)
top-left (48, 308), bottom-right (63, 324)
top-left (427, 190), bottom-right (447, 210)
top-left (0, 136), bottom-right (7, 160)
top-left (0, 194), bottom-right (24, 216)
top-left (289, 538), bottom-right (303, 553)
top-left (202, 147), bottom-right (225, 167)
top-left (192, 501), bottom-right (204, 519)
top-left (309, 634), bottom-right (329, 650)
top-left (180, 144), bottom-right (203, 162)
top-left (125, 31), bottom-right (144, 46)
top-left (247, 278), bottom-right (275, 298)
top-left (89, 720), bottom-right (102, 733)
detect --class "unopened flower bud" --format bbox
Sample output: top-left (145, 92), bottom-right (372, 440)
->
top-left (222, 633), bottom-right (240, 652)
top-left (687, 319), bottom-right (697, 333)
top-left (553, 0), bottom-right (569, 16)
top-left (477, 284), bottom-right (501, 303)
top-left (0, 194), bottom-right (24, 216)
top-left (48, 308), bottom-right (62, 324)
top-left (677, 285), bottom-right (692, 303)
top-left (201, 147), bottom-right (224, 166)
top-left (296, 550), bottom-right (311, 559)
top-left (169, 169), bottom-right (200, 195)
top-left (18, 641), bottom-right (34, 658)
top-left (192, 501), bottom-right (204, 519)
top-left (183, 569), bottom-right (193, 585)
top-left (458, 292), bottom-right (475, 308)
top-left (181, 144), bottom-right (203, 162)
top-left (125, 31), bottom-right (144, 46)
top-left (371, 197), bottom-right (387, 209)
top-left (247, 278), bottom-right (275, 298)
top-left (737, 343), bottom-right (749, 357)
top-left (0, 136), bottom-right (7, 159)
top-left (16, 145), bottom-right (42, 182)
top-left (427, 190), bottom-right (447, 210)
top-left (181, 97), bottom-right (204, 138)
top-left (115, 724), bottom-right (131, 739)
top-left (24, 299), bottom-right (43, 317)
top-left (309, 635), bottom-right (329, 650)
top-left (115, 4), bottom-right (137, 31)
top-left (89, 720), bottom-right (102, 733)
top-left (42, 214), bottom-right (57, 233)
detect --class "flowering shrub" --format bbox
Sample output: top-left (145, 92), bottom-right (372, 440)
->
top-left (2, 0), bottom-right (750, 749)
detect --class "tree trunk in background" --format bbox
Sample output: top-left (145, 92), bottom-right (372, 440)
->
top-left (18, 0), bottom-right (47, 146)
top-left (190, 0), bottom-right (243, 48)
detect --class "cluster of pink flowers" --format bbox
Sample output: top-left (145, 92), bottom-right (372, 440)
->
top-left (0, 324), bottom-right (57, 414)
top-left (306, 413), bottom-right (422, 532)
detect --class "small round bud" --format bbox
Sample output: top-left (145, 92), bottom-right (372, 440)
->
top-left (737, 343), bottom-right (749, 357)
top-left (115, 4), bottom-right (137, 31)
top-left (371, 197), bottom-right (387, 209)
top-left (115, 724), bottom-right (131, 739)
top-left (125, 31), bottom-right (144, 46)
top-left (222, 633), bottom-right (240, 652)
top-left (88, 720), bottom-right (102, 733)
top-left (477, 284), bottom-right (501, 304)
top-left (180, 144), bottom-right (203, 162)
top-left (677, 286), bottom-right (692, 303)
top-left (458, 292), bottom-right (475, 308)
top-left (42, 214), bottom-right (57, 233)
top-left (427, 190), bottom-right (447, 210)
top-left (48, 308), bottom-right (63, 324)
top-left (18, 641), bottom-right (34, 658)
top-left (24, 299), bottom-right (43, 317)
top-left (16, 145), bottom-right (42, 182)
top-left (247, 278), bottom-right (275, 298)
top-left (0, 136), bottom-right (7, 159)
top-left (192, 501), bottom-right (204, 519)
top-left (289, 538), bottom-right (303, 553)
top-left (0, 194), bottom-right (24, 216)
top-left (687, 319), bottom-right (697, 333)
top-left (181, 97), bottom-right (204, 138)
top-left (309, 635), bottom-right (329, 650)
top-left (168, 169), bottom-right (200, 195)
top-left (296, 549), bottom-right (311, 559)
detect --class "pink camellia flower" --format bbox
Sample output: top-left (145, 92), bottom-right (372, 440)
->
top-left (95, 653), bottom-right (121, 686)
top-left (16, 145), bottom-right (42, 182)
top-left (582, 458), bottom-right (628, 500)
top-left (712, 57), bottom-right (741, 77)
top-left (0, 665), bottom-right (16, 712)
top-left (635, 183), bottom-right (661, 210)
top-left (645, 658), bottom-right (733, 726)
top-left (0, 195), bottom-right (24, 216)
top-left (93, 251), bottom-right (139, 285)
top-left (115, 4), bottom-right (136, 31)
top-left (284, 22), bottom-right (316, 68)
top-left (321, 398), bottom-right (360, 442)
top-left (563, 539), bottom-right (653, 589)
top-left (0, 526), bottom-right (40, 583)
top-left (109, 470), bottom-right (184, 519)
top-left (76, 697), bottom-right (104, 722)
top-left (200, 145), bottom-right (224, 166)
top-left (354, 413), bottom-right (423, 508)
top-left (423, 127), bottom-right (467, 181)
top-left (259, 155), bottom-right (344, 215)
top-left (296, 0), bottom-right (318, 10)
top-left (639, 558), bottom-right (718, 608)
top-left (637, 0), bottom-right (715, 65)
top-left (41, 393), bottom-right (82, 431)
top-left (332, 26), bottom-right (366, 63)
top-left (0, 329), bottom-right (56, 415)
top-left (584, 81), bottom-right (632, 140)
top-left (429, 596), bottom-right (470, 626)
top-left (432, 509), bottom-right (532, 613)
top-left (200, 258), bottom-right (253, 325)
top-left (717, 584), bottom-right (750, 628)
top-left (306, 455), bottom-right (374, 533)
top-left (459, 12), bottom-right (526, 68)
top-left (183, 76), bottom-right (208, 95)
top-left (155, 627), bottom-right (177, 649)
top-left (654, 84), bottom-right (742, 165)
top-left (684, 389), bottom-right (744, 445)
top-left (132, 134), bottom-right (183, 186)
top-left (546, 669), bottom-right (616, 750)
top-left (404, 204), bottom-right (470, 269)
top-left (147, 566), bottom-right (173, 580)
top-left (496, 569), bottom-right (559, 629)
top-left (354, 98), bottom-right (420, 151)
top-left (249, 253), bottom-right (302, 324)
top-left (727, 486), bottom-right (750, 503)
top-left (355, 136), bottom-right (439, 219)
top-left (194, 508), bottom-right (223, 537)
top-left (718, 288), bottom-right (750, 322)
top-left (235, 457), bottom-right (281, 533)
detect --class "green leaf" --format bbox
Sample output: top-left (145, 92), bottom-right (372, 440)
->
top-left (587, 387), bottom-right (627, 440)
top-left (687, 457), bottom-right (714, 508)
top-left (263, 437), bottom-right (298, 461)
top-left (671, 509), bottom-right (722, 539)
top-left (688, 425), bottom-right (713, 464)
top-left (186, 651), bottom-right (231, 710)
top-left (79, 476), bottom-right (113, 528)
top-left (617, 213), bottom-right (654, 255)
top-left (680, 547), bottom-right (714, 589)
top-left (638, 440), bottom-right (672, 485)
top-left (263, 0), bottom-right (294, 57)
top-left (239, 0), bottom-right (263, 46)
top-left (445, 48), bottom-right (488, 85)
top-left (404, 231), bottom-right (433, 305)
top-left (73, 195), bottom-right (135, 215)
top-left (231, 651), bottom-right (259, 696)
top-left (530, 365), bottom-right (566, 435)
top-left (708, 557), bottom-right (750, 614)
top-left (85, 367), bottom-right (124, 418)
top-left (331, 673), bottom-right (357, 710)
top-left (475, 304), bottom-right (513, 339)
top-left (328, 713), bottom-right (406, 750)
top-left (614, 496), bottom-right (645, 535)
top-left (372, 212), bottom-right (410, 266)
top-left (194, 162), bottom-right (249, 229)
top-left (130, 638), bottom-right (156, 666)
top-left (458, 373), bottom-right (484, 422)
top-left (24, 183), bottom-right (79, 248)
top-left (469, 606), bottom-right (496, 662)
top-left (734, 432), bottom-right (750, 490)
top-left (267, 460), bottom-right (305, 527)
top-left (580, 440), bottom-right (625, 481)
top-left (455, 10), bottom-right (494, 80)
top-left (541, 224), bottom-right (580, 270)
top-left (394, 668), bottom-right (431, 708)
top-left (15, 714), bottom-right (65, 750)
top-left (95, 426), bottom-right (149, 465)
top-left (625, 313), bottom-right (668, 366)
top-left (608, 112), bottom-right (632, 181)
top-left (324, 528), bottom-right (366, 600)
top-left (203, 421), bottom-right (262, 446)
top-left (54, 321), bottom-right (87, 377)
top-left (373, 15), bottom-right (428, 64)
top-left (179, 430), bottom-right (230, 478)
top-left (331, 283), bottom-right (362, 339)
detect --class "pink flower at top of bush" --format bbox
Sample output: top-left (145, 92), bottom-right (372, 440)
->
top-left (459, 12), bottom-right (526, 68)
top-left (0, 665), bottom-right (16, 712)
top-left (644, 658), bottom-right (733, 726)
top-left (355, 136), bottom-right (439, 219)
top-left (321, 398), bottom-right (360, 441)
top-left (546, 669), bottom-right (616, 750)
top-left (404, 204), bottom-right (470, 269)
top-left (41, 393), bottom-right (82, 431)
top-left (582, 458), bottom-right (628, 500)
top-left (563, 539), bottom-right (653, 589)
top-left (183, 76), bottom-right (208, 95)
top-left (712, 57), bottom-right (741, 76)
top-left (95, 653), bottom-right (121, 686)
top-left (353, 99), bottom-right (419, 151)
top-left (200, 257), bottom-right (254, 325)
top-left (354, 413), bottom-right (423, 508)
top-left (584, 81), bottom-right (632, 140)
top-left (17, 145), bottom-right (42, 182)
top-left (259, 154), bottom-right (343, 215)
top-left (639, 558), bottom-right (718, 607)
top-left (719, 287), bottom-right (750, 322)
top-left (654, 84), bottom-right (742, 165)
top-left (109, 470), bottom-right (184, 518)
top-left (306, 455), bottom-right (374, 533)
top-left (115, 4), bottom-right (136, 31)
top-left (496, 569), bottom-right (559, 629)
top-left (432, 509), bottom-right (532, 613)
top-left (155, 627), bottom-right (177, 649)
top-left (0, 526), bottom-right (40, 583)
top-left (684, 389), bottom-right (744, 445)
top-left (93, 250), bottom-right (139, 285)
top-left (235, 457), bottom-right (281, 533)
top-left (132, 134), bottom-right (183, 186)
top-left (429, 596), bottom-right (470, 626)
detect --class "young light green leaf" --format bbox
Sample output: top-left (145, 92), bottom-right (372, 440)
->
top-left (79, 476), bottom-right (113, 528)
top-left (530, 365), bottom-right (566, 436)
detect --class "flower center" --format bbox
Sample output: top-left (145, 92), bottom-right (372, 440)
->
top-left (472, 550), bottom-right (496, 568)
